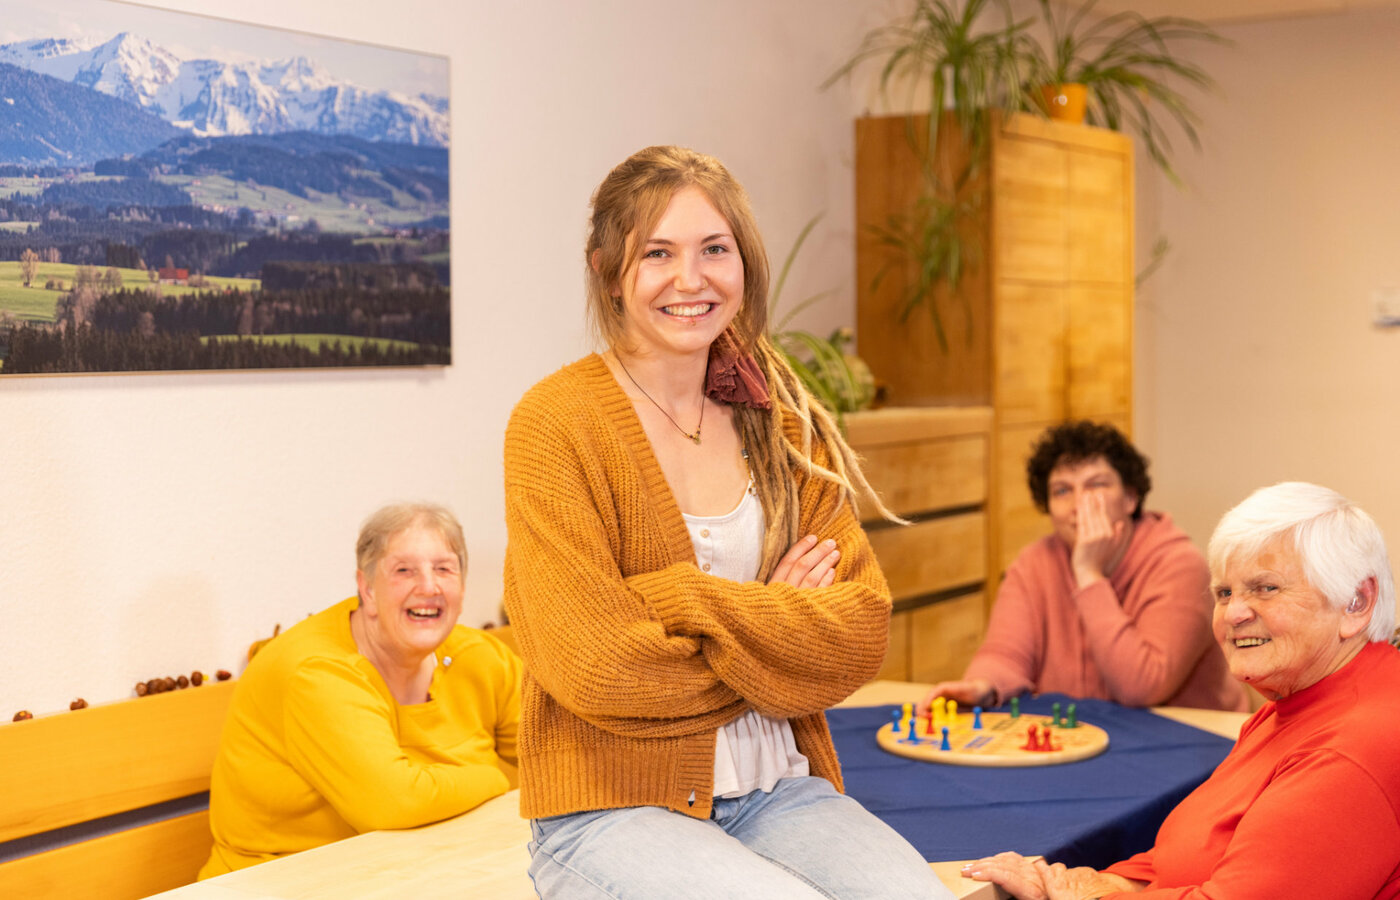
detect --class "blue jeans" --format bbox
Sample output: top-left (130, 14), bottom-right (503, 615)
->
top-left (526, 775), bottom-right (953, 899)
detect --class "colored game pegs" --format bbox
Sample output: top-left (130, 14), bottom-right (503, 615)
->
top-left (940, 725), bottom-right (951, 751)
top-left (1051, 701), bottom-right (1062, 727)
top-left (932, 696), bottom-right (947, 731)
top-left (1009, 696), bottom-right (1020, 718)
top-left (891, 708), bottom-right (903, 734)
top-left (1021, 724), bottom-right (1059, 752)
top-left (972, 706), bottom-right (983, 730)
top-left (1066, 703), bottom-right (1078, 728)
top-left (900, 702), bottom-right (918, 743)
top-left (947, 699), bottom-right (959, 723)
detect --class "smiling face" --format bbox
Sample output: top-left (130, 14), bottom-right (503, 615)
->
top-left (1046, 456), bottom-right (1139, 550)
top-left (355, 523), bottom-right (463, 661)
top-left (1211, 539), bottom-right (1365, 699)
top-left (617, 186), bottom-right (744, 360)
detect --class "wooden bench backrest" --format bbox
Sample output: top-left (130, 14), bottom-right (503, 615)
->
top-left (0, 679), bottom-right (234, 898)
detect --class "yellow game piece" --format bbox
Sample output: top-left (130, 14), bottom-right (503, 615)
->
top-left (947, 699), bottom-right (959, 724)
top-left (932, 697), bottom-right (946, 731)
top-left (901, 702), bottom-right (913, 734)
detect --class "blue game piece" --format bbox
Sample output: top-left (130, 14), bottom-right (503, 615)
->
top-left (939, 726), bottom-right (951, 751)
top-left (972, 706), bottom-right (983, 730)
top-left (891, 709), bottom-right (902, 734)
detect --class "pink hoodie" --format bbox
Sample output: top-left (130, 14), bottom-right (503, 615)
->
top-left (965, 511), bottom-right (1249, 711)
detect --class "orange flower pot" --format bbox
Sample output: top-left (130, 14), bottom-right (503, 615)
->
top-left (1040, 83), bottom-right (1088, 124)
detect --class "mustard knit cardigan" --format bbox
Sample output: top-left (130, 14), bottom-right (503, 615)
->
top-left (503, 354), bottom-right (892, 820)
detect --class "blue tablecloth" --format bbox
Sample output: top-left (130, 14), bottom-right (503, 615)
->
top-left (828, 694), bottom-right (1236, 869)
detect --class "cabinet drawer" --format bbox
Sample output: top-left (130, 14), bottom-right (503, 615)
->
top-left (857, 433), bottom-right (988, 517)
top-left (868, 512), bottom-right (986, 602)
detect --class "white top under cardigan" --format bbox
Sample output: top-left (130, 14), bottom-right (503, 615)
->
top-left (683, 483), bottom-right (810, 799)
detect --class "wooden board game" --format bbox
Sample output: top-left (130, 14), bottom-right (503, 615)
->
top-left (877, 706), bottom-right (1109, 767)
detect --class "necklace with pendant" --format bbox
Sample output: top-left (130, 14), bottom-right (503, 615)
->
top-left (616, 356), bottom-right (704, 445)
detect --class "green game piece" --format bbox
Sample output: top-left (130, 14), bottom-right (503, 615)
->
top-left (1051, 701), bottom-right (1062, 727)
top-left (1009, 696), bottom-right (1020, 718)
top-left (1066, 703), bottom-right (1078, 728)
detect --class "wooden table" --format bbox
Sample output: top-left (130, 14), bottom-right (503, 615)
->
top-left (154, 682), bottom-right (1248, 900)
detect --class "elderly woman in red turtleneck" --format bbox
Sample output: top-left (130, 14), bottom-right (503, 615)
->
top-left (962, 481), bottom-right (1400, 899)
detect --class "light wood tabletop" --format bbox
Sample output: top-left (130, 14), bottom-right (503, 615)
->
top-left (154, 682), bottom-right (1248, 900)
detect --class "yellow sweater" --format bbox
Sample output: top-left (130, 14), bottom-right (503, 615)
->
top-left (199, 596), bottom-right (521, 878)
top-left (503, 354), bottom-right (891, 821)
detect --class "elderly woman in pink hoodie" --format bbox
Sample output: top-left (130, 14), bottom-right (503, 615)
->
top-left (924, 421), bottom-right (1248, 713)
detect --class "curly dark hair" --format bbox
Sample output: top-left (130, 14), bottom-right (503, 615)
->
top-left (1026, 421), bottom-right (1151, 518)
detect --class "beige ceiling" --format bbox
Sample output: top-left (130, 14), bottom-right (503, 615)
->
top-left (1068, 0), bottom-right (1400, 23)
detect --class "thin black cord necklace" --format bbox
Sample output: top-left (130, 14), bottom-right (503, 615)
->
top-left (615, 355), bottom-right (704, 445)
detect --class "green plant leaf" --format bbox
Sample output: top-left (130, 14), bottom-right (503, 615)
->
top-left (769, 215), bottom-right (877, 416)
top-left (770, 212), bottom-right (824, 329)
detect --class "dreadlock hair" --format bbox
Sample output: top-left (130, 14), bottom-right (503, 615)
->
top-left (585, 146), bottom-right (896, 579)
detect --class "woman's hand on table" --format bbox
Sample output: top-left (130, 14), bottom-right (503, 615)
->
top-left (768, 534), bottom-right (839, 589)
top-left (961, 852), bottom-right (1143, 899)
top-left (1037, 859), bottom-right (1142, 899)
top-left (960, 853), bottom-right (1049, 900)
top-left (918, 678), bottom-right (994, 715)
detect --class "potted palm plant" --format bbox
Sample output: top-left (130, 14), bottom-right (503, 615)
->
top-left (830, 0), bottom-right (1224, 343)
top-left (1027, 0), bottom-right (1225, 182)
top-left (825, 0), bottom-right (1034, 165)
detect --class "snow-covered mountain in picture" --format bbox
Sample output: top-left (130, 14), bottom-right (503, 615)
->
top-left (0, 31), bottom-right (448, 147)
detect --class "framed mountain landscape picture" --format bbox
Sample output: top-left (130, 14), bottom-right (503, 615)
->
top-left (0, 0), bottom-right (449, 374)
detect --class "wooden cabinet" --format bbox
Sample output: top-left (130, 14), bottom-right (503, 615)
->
top-left (845, 406), bottom-right (992, 683)
top-left (855, 112), bottom-right (1134, 581)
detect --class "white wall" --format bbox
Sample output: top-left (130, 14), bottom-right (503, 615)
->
top-left (0, 0), bottom-right (895, 716)
top-left (1135, 7), bottom-right (1400, 550)
top-left (15, 0), bottom-right (1392, 719)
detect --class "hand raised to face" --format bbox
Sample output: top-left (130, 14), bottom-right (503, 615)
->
top-left (1070, 489), bottom-right (1133, 588)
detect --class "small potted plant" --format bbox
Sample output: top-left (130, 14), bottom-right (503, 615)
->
top-left (1027, 0), bottom-right (1225, 182)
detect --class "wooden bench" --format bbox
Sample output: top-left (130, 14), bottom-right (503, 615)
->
top-left (0, 679), bottom-right (235, 898)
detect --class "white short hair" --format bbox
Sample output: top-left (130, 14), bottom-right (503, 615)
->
top-left (1208, 482), bottom-right (1395, 642)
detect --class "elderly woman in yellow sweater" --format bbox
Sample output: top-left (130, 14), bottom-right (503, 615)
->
top-left (198, 503), bottom-right (520, 878)
top-left (502, 146), bottom-right (949, 899)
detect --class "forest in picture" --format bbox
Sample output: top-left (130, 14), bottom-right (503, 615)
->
top-left (0, 0), bottom-right (450, 374)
